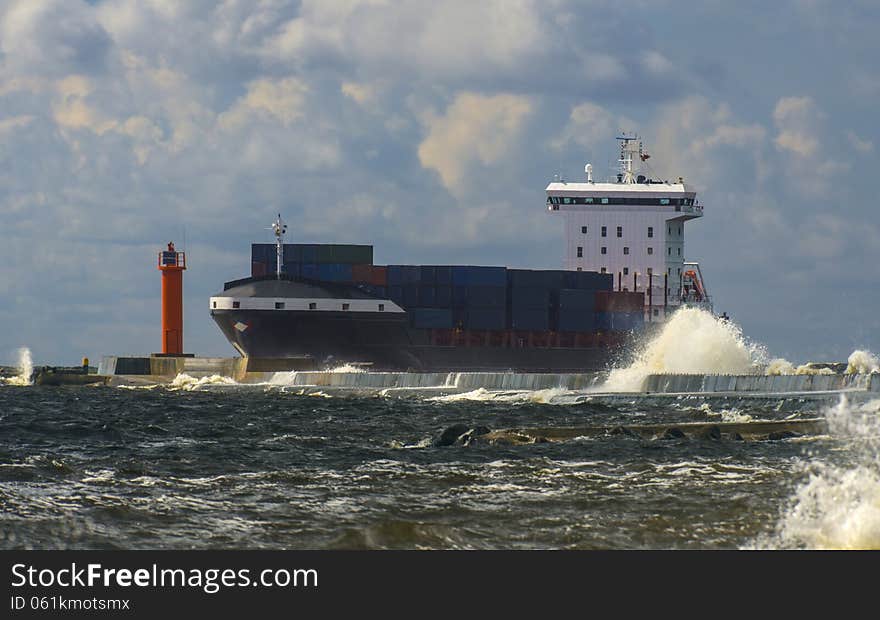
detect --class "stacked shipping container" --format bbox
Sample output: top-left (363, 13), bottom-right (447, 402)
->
top-left (249, 243), bottom-right (645, 333)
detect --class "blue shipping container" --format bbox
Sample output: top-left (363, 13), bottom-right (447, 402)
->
top-left (509, 287), bottom-right (551, 310)
top-left (411, 308), bottom-right (453, 329)
top-left (252, 244), bottom-right (273, 263)
top-left (389, 286), bottom-right (404, 304)
top-left (510, 308), bottom-right (549, 331)
top-left (466, 307), bottom-right (507, 330)
top-left (508, 269), bottom-right (566, 289)
top-left (419, 266), bottom-right (436, 284)
top-left (452, 266), bottom-right (507, 287)
top-left (301, 263), bottom-right (319, 279)
top-left (403, 285), bottom-right (419, 308)
top-left (317, 263), bottom-right (353, 282)
top-left (435, 266), bottom-right (452, 285)
top-left (465, 285), bottom-right (506, 307)
top-left (558, 288), bottom-right (595, 310)
top-left (419, 286), bottom-right (436, 307)
top-left (282, 262), bottom-right (301, 277)
top-left (557, 309), bottom-right (595, 332)
top-left (435, 286), bottom-right (452, 307)
top-left (387, 265), bottom-right (421, 285)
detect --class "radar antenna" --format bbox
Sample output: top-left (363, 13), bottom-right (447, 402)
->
top-left (271, 213), bottom-right (287, 279)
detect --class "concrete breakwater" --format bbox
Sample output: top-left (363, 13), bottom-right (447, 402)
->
top-left (275, 369), bottom-right (880, 394)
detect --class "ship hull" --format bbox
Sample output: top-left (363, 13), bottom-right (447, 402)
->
top-left (211, 309), bottom-right (620, 372)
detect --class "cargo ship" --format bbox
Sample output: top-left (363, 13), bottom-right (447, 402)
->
top-left (210, 136), bottom-right (711, 371)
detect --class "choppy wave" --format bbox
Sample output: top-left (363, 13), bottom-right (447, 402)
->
top-left (757, 396), bottom-right (880, 549)
top-left (2, 347), bottom-right (33, 386)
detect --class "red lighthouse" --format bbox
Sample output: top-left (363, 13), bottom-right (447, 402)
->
top-left (158, 242), bottom-right (186, 355)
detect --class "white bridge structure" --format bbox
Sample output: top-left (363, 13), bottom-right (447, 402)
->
top-left (547, 134), bottom-right (711, 321)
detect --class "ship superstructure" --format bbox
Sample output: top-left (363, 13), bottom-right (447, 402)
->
top-left (547, 135), bottom-right (710, 319)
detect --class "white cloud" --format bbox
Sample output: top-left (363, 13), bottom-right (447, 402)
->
top-left (649, 96), bottom-right (766, 189)
top-left (846, 130), bottom-right (874, 153)
top-left (417, 92), bottom-right (532, 193)
top-left (219, 77), bottom-right (309, 129)
top-left (773, 96), bottom-right (819, 157)
top-left (550, 102), bottom-right (618, 152)
top-left (1, 0), bottom-right (110, 77)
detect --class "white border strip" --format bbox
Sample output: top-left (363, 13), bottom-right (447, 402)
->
top-left (210, 296), bottom-right (405, 313)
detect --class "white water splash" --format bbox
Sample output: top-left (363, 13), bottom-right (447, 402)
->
top-left (428, 386), bottom-right (577, 405)
top-left (3, 347), bottom-right (33, 386)
top-left (600, 307), bottom-right (766, 392)
top-left (765, 359), bottom-right (834, 375)
top-left (328, 364), bottom-right (366, 373)
top-left (766, 396), bottom-right (880, 549)
top-left (846, 350), bottom-right (880, 374)
top-left (168, 373), bottom-right (237, 391)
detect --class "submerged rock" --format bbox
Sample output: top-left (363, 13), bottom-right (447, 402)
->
top-left (660, 427), bottom-right (687, 440)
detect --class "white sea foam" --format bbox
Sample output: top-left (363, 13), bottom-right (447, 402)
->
top-left (427, 386), bottom-right (577, 405)
top-left (168, 373), bottom-right (238, 391)
top-left (327, 364), bottom-right (366, 373)
top-left (764, 396), bottom-right (880, 549)
top-left (600, 307), bottom-right (766, 392)
top-left (3, 347), bottom-right (33, 386)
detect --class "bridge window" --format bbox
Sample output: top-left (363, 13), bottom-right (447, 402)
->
top-left (616, 226), bottom-right (622, 238)
top-left (601, 246), bottom-right (607, 255)
top-left (668, 247), bottom-right (672, 256)
top-left (647, 247), bottom-right (653, 255)
top-left (275, 302), bottom-right (285, 310)
top-left (232, 301), bottom-right (240, 309)
top-left (584, 198), bottom-right (594, 204)
top-left (563, 197), bottom-right (571, 204)
top-left (342, 303), bottom-right (350, 311)
top-left (648, 226), bottom-right (653, 238)
top-left (623, 247), bottom-right (629, 255)
top-left (581, 226), bottom-right (587, 234)
top-left (601, 198), bottom-right (609, 204)
top-left (677, 247), bottom-right (681, 256)
top-left (600, 267), bottom-right (607, 274)
top-left (212, 301), bottom-right (217, 308)
top-left (378, 304), bottom-right (385, 312)
top-left (577, 246), bottom-right (583, 258)
top-left (623, 267), bottom-right (629, 275)
top-left (309, 302), bottom-right (317, 310)
top-left (601, 226), bottom-right (607, 237)
top-left (660, 198), bottom-right (670, 205)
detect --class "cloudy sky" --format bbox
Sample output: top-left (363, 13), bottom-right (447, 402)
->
top-left (1, 0), bottom-right (878, 365)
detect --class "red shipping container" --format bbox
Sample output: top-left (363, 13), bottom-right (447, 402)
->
top-left (369, 265), bottom-right (387, 286)
top-left (351, 263), bottom-right (373, 283)
top-left (596, 291), bottom-right (644, 312)
top-left (252, 261), bottom-right (267, 277)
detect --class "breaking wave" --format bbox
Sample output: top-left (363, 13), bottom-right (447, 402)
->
top-left (600, 307), bottom-right (766, 392)
top-left (169, 373), bottom-right (238, 391)
top-left (760, 396), bottom-right (880, 549)
top-left (3, 347), bottom-right (33, 386)
top-left (846, 350), bottom-right (880, 375)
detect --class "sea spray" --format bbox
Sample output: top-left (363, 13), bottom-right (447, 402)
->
top-left (600, 307), bottom-right (766, 392)
top-left (846, 350), bottom-right (880, 374)
top-left (764, 396), bottom-right (880, 549)
top-left (169, 373), bottom-right (237, 391)
top-left (3, 347), bottom-right (33, 386)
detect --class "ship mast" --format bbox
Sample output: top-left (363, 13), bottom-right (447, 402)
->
top-left (271, 213), bottom-right (287, 279)
top-left (616, 133), bottom-right (643, 184)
